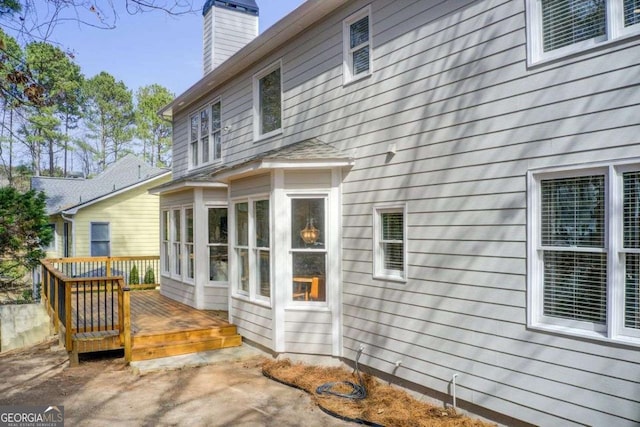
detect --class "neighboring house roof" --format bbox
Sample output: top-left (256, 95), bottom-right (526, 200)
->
top-left (162, 0), bottom-right (350, 118)
top-left (31, 154), bottom-right (171, 215)
top-left (150, 138), bottom-right (354, 194)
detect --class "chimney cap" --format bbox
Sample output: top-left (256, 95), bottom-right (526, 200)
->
top-left (203, 0), bottom-right (259, 16)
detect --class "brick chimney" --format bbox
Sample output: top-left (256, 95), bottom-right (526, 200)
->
top-left (202, 0), bottom-right (259, 75)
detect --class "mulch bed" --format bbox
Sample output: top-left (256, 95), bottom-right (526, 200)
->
top-left (262, 358), bottom-right (496, 427)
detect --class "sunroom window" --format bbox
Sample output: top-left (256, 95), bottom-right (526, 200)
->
top-left (291, 198), bottom-right (326, 302)
top-left (233, 198), bottom-right (270, 301)
top-left (208, 207), bottom-right (228, 282)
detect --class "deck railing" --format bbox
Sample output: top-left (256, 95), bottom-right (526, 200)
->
top-left (40, 258), bottom-right (133, 362)
top-left (46, 256), bottom-right (160, 289)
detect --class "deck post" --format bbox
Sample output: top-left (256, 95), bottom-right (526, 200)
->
top-left (65, 281), bottom-right (73, 351)
top-left (122, 286), bottom-right (132, 362)
top-left (106, 257), bottom-right (112, 277)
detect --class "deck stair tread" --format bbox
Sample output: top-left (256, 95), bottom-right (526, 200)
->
top-left (131, 334), bottom-right (242, 361)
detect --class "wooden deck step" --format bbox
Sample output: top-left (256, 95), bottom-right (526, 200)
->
top-left (131, 334), bottom-right (242, 361)
top-left (132, 325), bottom-right (238, 347)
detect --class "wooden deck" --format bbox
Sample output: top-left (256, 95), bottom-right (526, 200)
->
top-left (72, 290), bottom-right (241, 362)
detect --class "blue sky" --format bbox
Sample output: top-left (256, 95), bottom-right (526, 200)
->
top-left (32, 0), bottom-right (306, 96)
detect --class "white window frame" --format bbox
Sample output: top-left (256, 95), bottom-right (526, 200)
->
top-left (161, 210), bottom-right (170, 274)
top-left (230, 196), bottom-right (272, 305)
top-left (373, 204), bottom-right (407, 282)
top-left (161, 206), bottom-right (194, 282)
top-left (252, 61), bottom-right (283, 141)
top-left (207, 205), bottom-right (228, 283)
top-left (343, 6), bottom-right (373, 84)
top-left (189, 100), bottom-right (222, 170)
top-left (289, 194), bottom-right (329, 307)
top-left (184, 206), bottom-right (195, 282)
top-left (528, 160), bottom-right (640, 347)
top-left (90, 222), bottom-right (110, 257)
top-left (527, 0), bottom-right (640, 64)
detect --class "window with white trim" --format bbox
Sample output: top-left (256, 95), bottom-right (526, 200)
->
top-left (90, 222), bottom-right (110, 256)
top-left (373, 206), bottom-right (406, 281)
top-left (208, 207), bottom-right (228, 282)
top-left (253, 62), bottom-right (281, 140)
top-left (343, 6), bottom-right (372, 83)
top-left (233, 198), bottom-right (271, 301)
top-left (162, 210), bottom-right (170, 274)
top-left (189, 101), bottom-right (221, 169)
top-left (528, 0), bottom-right (640, 63)
top-left (184, 207), bottom-right (194, 280)
top-left (529, 163), bottom-right (640, 344)
top-left (172, 208), bottom-right (182, 276)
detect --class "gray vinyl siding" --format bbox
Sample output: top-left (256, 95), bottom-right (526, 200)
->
top-left (161, 276), bottom-right (196, 307)
top-left (231, 298), bottom-right (273, 349)
top-left (229, 173), bottom-right (271, 198)
top-left (284, 309), bottom-right (333, 355)
top-left (203, 6), bottom-right (257, 75)
top-left (203, 285), bottom-right (227, 310)
top-left (168, 0), bottom-right (640, 424)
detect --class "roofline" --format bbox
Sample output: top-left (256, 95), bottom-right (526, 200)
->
top-left (160, 0), bottom-right (350, 118)
top-left (58, 171), bottom-right (171, 215)
top-left (148, 180), bottom-right (227, 195)
top-left (214, 158), bottom-right (355, 183)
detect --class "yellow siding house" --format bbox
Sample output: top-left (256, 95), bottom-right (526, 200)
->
top-left (31, 155), bottom-right (171, 258)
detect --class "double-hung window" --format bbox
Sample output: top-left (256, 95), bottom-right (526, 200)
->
top-left (189, 101), bottom-right (222, 168)
top-left (373, 206), bottom-right (406, 281)
top-left (253, 62), bottom-right (282, 140)
top-left (343, 6), bottom-right (372, 84)
top-left (90, 222), bottom-right (110, 257)
top-left (208, 207), bottom-right (228, 282)
top-left (233, 198), bottom-right (271, 301)
top-left (528, 0), bottom-right (640, 63)
top-left (172, 209), bottom-right (182, 277)
top-left (184, 208), bottom-right (194, 280)
top-left (529, 163), bottom-right (640, 345)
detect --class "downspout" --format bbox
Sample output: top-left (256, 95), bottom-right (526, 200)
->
top-left (61, 212), bottom-right (76, 258)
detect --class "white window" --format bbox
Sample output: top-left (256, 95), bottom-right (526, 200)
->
top-left (527, 0), bottom-right (640, 63)
top-left (233, 198), bottom-right (271, 301)
top-left (189, 101), bottom-right (222, 169)
top-left (291, 197), bottom-right (327, 303)
top-left (253, 62), bottom-right (282, 140)
top-left (373, 206), bottom-right (406, 281)
top-left (184, 208), bottom-right (194, 280)
top-left (172, 209), bottom-right (182, 277)
top-left (162, 210), bottom-right (170, 274)
top-left (208, 207), bottom-right (228, 282)
top-left (90, 222), bottom-right (110, 257)
top-left (529, 163), bottom-right (640, 345)
top-left (343, 6), bottom-right (372, 84)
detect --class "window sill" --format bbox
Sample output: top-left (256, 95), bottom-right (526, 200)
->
top-left (343, 72), bottom-right (371, 87)
top-left (529, 322), bottom-right (640, 349)
top-left (231, 292), bottom-right (272, 309)
top-left (528, 29), bottom-right (640, 68)
top-left (373, 273), bottom-right (406, 284)
top-left (285, 304), bottom-right (330, 312)
top-left (188, 159), bottom-right (223, 173)
top-left (253, 129), bottom-right (282, 143)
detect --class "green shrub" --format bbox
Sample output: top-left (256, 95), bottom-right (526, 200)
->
top-left (129, 264), bottom-right (140, 285)
top-left (143, 266), bottom-right (155, 284)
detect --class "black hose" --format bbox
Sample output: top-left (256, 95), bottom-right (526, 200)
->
top-left (316, 346), bottom-right (367, 400)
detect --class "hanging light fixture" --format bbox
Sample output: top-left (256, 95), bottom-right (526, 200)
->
top-left (300, 217), bottom-right (319, 245)
top-left (300, 200), bottom-right (319, 245)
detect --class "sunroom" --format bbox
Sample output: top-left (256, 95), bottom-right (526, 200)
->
top-left (154, 138), bottom-right (353, 356)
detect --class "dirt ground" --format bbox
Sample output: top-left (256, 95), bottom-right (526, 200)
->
top-left (0, 341), bottom-right (352, 426)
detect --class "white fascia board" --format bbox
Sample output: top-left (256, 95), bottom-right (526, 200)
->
top-left (148, 180), bottom-right (227, 195)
